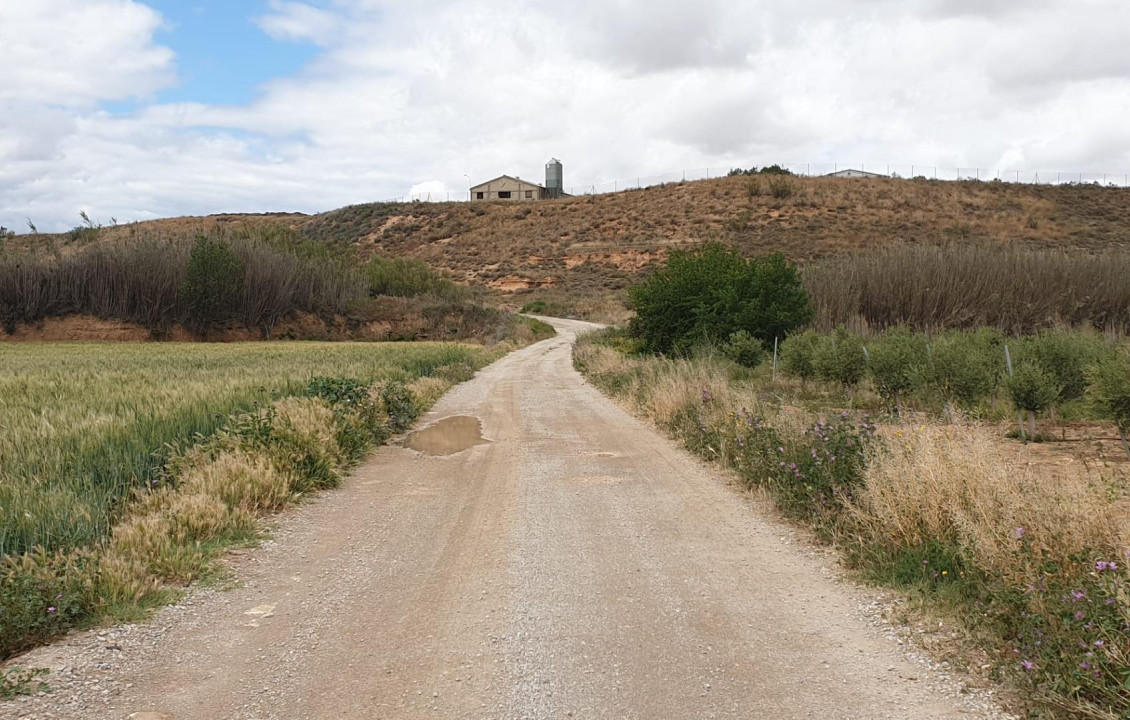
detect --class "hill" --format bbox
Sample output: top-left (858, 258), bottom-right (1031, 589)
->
top-left (12, 175), bottom-right (1130, 316)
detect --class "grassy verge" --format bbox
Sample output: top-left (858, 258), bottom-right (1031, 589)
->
top-left (575, 329), bottom-right (1129, 719)
top-left (0, 322), bottom-right (553, 659)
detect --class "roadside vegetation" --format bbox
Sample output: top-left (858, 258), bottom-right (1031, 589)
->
top-left (0, 226), bottom-right (516, 342)
top-left (805, 244), bottom-right (1130, 335)
top-left (575, 243), bottom-right (1130, 718)
top-left (0, 336), bottom-right (563, 659)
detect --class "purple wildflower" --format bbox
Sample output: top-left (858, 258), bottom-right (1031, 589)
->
top-left (1020, 661), bottom-right (1034, 671)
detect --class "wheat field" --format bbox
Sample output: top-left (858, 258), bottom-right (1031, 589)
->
top-left (0, 341), bottom-right (490, 558)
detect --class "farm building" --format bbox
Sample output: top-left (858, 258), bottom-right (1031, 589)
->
top-left (825, 168), bottom-right (887, 179)
top-left (470, 158), bottom-right (567, 201)
top-left (470, 175), bottom-right (550, 201)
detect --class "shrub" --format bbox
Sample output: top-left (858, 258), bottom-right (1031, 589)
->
top-left (928, 329), bottom-right (1003, 414)
top-left (768, 177), bottom-right (795, 199)
top-left (378, 381), bottom-right (418, 433)
top-left (521, 300), bottom-right (549, 314)
top-left (1005, 362), bottom-right (1060, 437)
top-left (780, 329), bottom-right (822, 383)
top-left (305, 376), bottom-right (370, 407)
top-left (179, 235), bottom-right (244, 336)
top-left (306, 377), bottom-right (388, 461)
top-left (814, 328), bottom-right (867, 391)
top-left (1022, 330), bottom-right (1107, 402)
top-left (722, 330), bottom-right (765, 368)
top-left (366, 256), bottom-right (468, 302)
top-left (1087, 348), bottom-right (1130, 456)
top-left (866, 328), bottom-right (927, 415)
top-left (628, 243), bottom-right (812, 355)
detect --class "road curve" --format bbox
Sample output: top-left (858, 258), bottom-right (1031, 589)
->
top-left (6, 318), bottom-right (997, 719)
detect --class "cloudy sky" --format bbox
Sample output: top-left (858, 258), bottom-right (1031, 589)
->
top-left (2, 0), bottom-right (1130, 232)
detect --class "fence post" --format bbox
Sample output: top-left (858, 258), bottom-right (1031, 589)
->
top-left (772, 336), bottom-right (779, 382)
top-left (1004, 344), bottom-right (1026, 441)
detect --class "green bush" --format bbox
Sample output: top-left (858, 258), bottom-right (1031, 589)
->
top-left (305, 376), bottom-right (369, 407)
top-left (366, 256), bottom-right (468, 302)
top-left (929, 329), bottom-right (1003, 413)
top-left (780, 329), bottom-right (822, 383)
top-left (179, 235), bottom-right (244, 335)
top-left (866, 328), bottom-right (927, 414)
top-left (521, 300), bottom-right (549, 314)
top-left (378, 381), bottom-right (418, 433)
top-left (1087, 348), bottom-right (1130, 456)
top-left (815, 328), bottom-right (867, 391)
top-left (722, 330), bottom-right (765, 368)
top-left (1006, 362), bottom-right (1060, 437)
top-left (1022, 330), bottom-right (1107, 402)
top-left (628, 243), bottom-right (812, 355)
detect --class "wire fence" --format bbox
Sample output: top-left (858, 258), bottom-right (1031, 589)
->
top-left (380, 163), bottom-right (1130, 204)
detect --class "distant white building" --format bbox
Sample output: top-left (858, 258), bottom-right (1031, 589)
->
top-left (825, 168), bottom-right (886, 179)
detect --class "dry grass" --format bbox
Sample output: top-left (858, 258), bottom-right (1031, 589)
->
top-left (849, 427), bottom-right (1130, 586)
top-left (805, 244), bottom-right (1130, 333)
top-left (99, 398), bottom-right (343, 602)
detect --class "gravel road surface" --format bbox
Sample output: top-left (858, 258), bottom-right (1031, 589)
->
top-left (3, 318), bottom-right (1011, 719)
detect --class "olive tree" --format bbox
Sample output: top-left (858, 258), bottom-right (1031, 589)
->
top-left (1087, 348), bottom-right (1130, 457)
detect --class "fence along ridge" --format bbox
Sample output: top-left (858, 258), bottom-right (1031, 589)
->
top-left (381, 163), bottom-right (1130, 204)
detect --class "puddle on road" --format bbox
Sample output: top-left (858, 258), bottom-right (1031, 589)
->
top-left (405, 416), bottom-right (490, 456)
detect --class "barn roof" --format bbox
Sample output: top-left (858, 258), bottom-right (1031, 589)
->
top-left (470, 174), bottom-right (545, 191)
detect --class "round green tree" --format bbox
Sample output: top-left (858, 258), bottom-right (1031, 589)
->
top-left (1006, 362), bottom-right (1060, 439)
top-left (628, 243), bottom-right (812, 355)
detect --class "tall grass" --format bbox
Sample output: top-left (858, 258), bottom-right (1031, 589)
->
top-left (804, 244), bottom-right (1130, 334)
top-left (0, 342), bottom-right (488, 559)
top-left (0, 229), bottom-right (364, 336)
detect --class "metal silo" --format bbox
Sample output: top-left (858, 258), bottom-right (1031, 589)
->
top-left (545, 158), bottom-right (563, 198)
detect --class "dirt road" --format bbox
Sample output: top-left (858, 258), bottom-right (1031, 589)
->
top-left (6, 319), bottom-right (1007, 719)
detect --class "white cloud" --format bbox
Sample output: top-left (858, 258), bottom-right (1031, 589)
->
top-left (2, 0), bottom-right (1130, 231)
top-left (255, 1), bottom-right (342, 46)
top-left (0, 0), bottom-right (173, 107)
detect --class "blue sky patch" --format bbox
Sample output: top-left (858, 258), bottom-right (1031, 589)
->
top-left (140, 0), bottom-right (320, 107)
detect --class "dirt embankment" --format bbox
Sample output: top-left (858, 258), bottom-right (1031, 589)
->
top-left (0, 314), bottom-right (396, 343)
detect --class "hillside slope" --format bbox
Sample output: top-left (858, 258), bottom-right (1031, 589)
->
top-left (24, 176), bottom-right (1130, 297)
